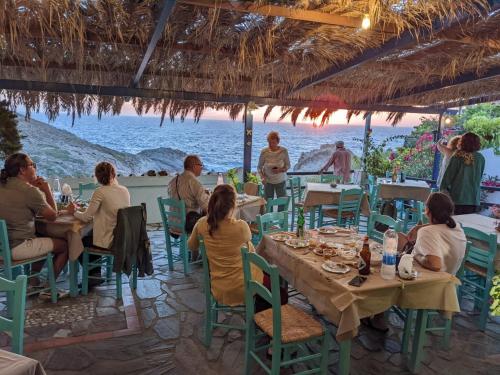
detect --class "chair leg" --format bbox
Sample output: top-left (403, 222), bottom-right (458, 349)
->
top-left (181, 237), bottom-right (190, 274)
top-left (106, 256), bottom-right (113, 281)
top-left (166, 235), bottom-right (174, 271)
top-left (338, 338), bottom-right (351, 375)
top-left (291, 206), bottom-right (295, 232)
top-left (204, 302), bottom-right (213, 347)
top-left (69, 260), bottom-right (79, 297)
top-left (402, 309), bottom-right (414, 355)
top-left (442, 318), bottom-right (452, 350)
top-left (409, 310), bottom-right (429, 374)
top-left (478, 283), bottom-right (491, 331)
top-left (82, 252), bottom-right (89, 295)
top-left (116, 272), bottom-right (122, 300)
top-left (46, 253), bottom-right (58, 304)
top-left (320, 332), bottom-right (330, 373)
top-left (244, 322), bottom-right (255, 375)
top-left (271, 339), bottom-right (281, 375)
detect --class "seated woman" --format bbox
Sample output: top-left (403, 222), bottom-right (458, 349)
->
top-left (402, 192), bottom-right (466, 274)
top-left (67, 162), bottom-right (130, 287)
top-left (188, 184), bottom-right (262, 306)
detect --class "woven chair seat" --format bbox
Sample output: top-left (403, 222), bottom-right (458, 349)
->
top-left (322, 209), bottom-right (355, 219)
top-left (0, 255), bottom-right (48, 267)
top-left (87, 246), bottom-right (114, 255)
top-left (464, 262), bottom-right (487, 278)
top-left (254, 304), bottom-right (323, 344)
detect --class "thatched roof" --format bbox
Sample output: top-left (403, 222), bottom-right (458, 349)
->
top-left (0, 0), bottom-right (499, 125)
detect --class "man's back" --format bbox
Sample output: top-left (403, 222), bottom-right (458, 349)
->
top-left (331, 148), bottom-right (352, 182)
top-left (168, 170), bottom-right (209, 213)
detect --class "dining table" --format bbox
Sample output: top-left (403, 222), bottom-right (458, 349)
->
top-left (257, 228), bottom-right (460, 374)
top-left (377, 179), bottom-right (431, 202)
top-left (0, 349), bottom-right (46, 375)
top-left (234, 194), bottom-right (266, 222)
top-left (35, 214), bottom-right (92, 297)
top-left (453, 213), bottom-right (500, 271)
top-left (302, 183), bottom-right (371, 229)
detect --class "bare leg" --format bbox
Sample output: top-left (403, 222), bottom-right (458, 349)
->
top-left (51, 238), bottom-right (69, 279)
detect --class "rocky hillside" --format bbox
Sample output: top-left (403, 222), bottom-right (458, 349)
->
top-left (17, 117), bottom-right (186, 177)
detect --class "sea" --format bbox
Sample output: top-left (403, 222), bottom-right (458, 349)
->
top-left (26, 113), bottom-right (413, 172)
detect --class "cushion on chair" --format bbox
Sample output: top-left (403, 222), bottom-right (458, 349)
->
top-left (254, 304), bottom-right (324, 343)
top-left (464, 262), bottom-right (487, 278)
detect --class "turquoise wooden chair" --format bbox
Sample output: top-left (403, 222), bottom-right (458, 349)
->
top-left (366, 211), bottom-right (402, 243)
top-left (287, 177), bottom-right (303, 232)
top-left (0, 219), bottom-right (57, 310)
top-left (369, 184), bottom-right (380, 212)
top-left (0, 275), bottom-right (27, 354)
top-left (157, 197), bottom-right (201, 274)
top-left (77, 182), bottom-right (98, 200)
top-left (320, 188), bottom-right (363, 228)
top-left (199, 238), bottom-right (246, 347)
top-left (403, 201), bottom-right (424, 232)
top-left (459, 227), bottom-right (497, 330)
top-left (254, 211), bottom-right (288, 244)
top-left (241, 248), bottom-right (330, 375)
top-left (265, 196), bottom-right (290, 214)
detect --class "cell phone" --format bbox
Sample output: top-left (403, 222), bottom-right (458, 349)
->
top-left (348, 275), bottom-right (367, 287)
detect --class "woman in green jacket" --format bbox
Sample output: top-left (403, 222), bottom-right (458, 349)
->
top-left (440, 132), bottom-right (485, 215)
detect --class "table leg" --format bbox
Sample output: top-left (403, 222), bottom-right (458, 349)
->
top-left (339, 338), bottom-right (351, 375)
top-left (69, 260), bottom-right (79, 297)
top-left (309, 207), bottom-right (316, 229)
top-left (409, 309), bottom-right (429, 374)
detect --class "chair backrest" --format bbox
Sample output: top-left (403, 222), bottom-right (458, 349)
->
top-left (265, 196), bottom-right (290, 213)
top-left (288, 177), bottom-right (302, 205)
top-left (78, 182), bottom-right (98, 200)
top-left (256, 212), bottom-right (288, 239)
top-left (338, 188), bottom-right (363, 225)
top-left (462, 226), bottom-right (497, 275)
top-left (369, 184), bottom-right (379, 211)
top-left (241, 248), bottom-right (282, 340)
top-left (367, 211), bottom-right (402, 243)
top-left (0, 275), bottom-right (27, 354)
top-left (0, 220), bottom-right (13, 277)
top-left (157, 197), bottom-right (186, 235)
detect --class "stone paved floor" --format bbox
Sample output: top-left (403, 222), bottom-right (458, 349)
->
top-left (1, 227), bottom-right (500, 374)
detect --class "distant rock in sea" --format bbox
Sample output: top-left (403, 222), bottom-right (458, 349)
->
top-left (293, 144), bottom-right (337, 172)
top-left (17, 117), bottom-right (186, 177)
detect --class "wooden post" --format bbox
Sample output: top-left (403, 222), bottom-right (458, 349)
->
top-left (361, 112), bottom-right (372, 185)
top-left (431, 113), bottom-right (444, 186)
top-left (243, 104), bottom-right (253, 182)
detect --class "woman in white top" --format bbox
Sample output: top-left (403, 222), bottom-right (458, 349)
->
top-left (408, 192), bottom-right (466, 274)
top-left (436, 135), bottom-right (461, 188)
top-left (257, 131), bottom-right (291, 201)
top-left (67, 162), bottom-right (130, 285)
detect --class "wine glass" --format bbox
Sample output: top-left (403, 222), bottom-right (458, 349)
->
top-left (52, 178), bottom-right (61, 202)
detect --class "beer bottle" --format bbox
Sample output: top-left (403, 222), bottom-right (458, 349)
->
top-left (359, 236), bottom-right (371, 276)
top-left (296, 207), bottom-right (305, 239)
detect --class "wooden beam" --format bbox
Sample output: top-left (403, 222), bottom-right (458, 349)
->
top-left (131, 0), bottom-right (177, 87)
top-left (288, 13), bottom-right (474, 96)
top-left (179, 0), bottom-right (397, 33)
top-left (0, 79), bottom-right (443, 113)
top-left (383, 66), bottom-right (500, 103)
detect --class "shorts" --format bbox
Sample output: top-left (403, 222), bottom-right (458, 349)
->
top-left (11, 238), bottom-right (54, 261)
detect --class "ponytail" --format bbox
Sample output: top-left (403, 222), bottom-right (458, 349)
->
top-left (207, 184), bottom-right (236, 237)
top-left (446, 217), bottom-right (456, 229)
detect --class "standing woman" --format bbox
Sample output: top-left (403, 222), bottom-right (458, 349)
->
top-left (257, 131), bottom-right (291, 200)
top-left (440, 132), bottom-right (485, 215)
top-left (436, 135), bottom-right (461, 188)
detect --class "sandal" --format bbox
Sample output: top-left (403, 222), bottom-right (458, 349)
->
top-left (39, 290), bottom-right (70, 301)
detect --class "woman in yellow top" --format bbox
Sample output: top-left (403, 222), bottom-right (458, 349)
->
top-left (188, 184), bottom-right (263, 306)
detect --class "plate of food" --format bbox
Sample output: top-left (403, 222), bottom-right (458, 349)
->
top-left (313, 247), bottom-right (324, 256)
top-left (285, 239), bottom-right (310, 249)
top-left (339, 249), bottom-right (358, 260)
top-left (318, 226), bottom-right (337, 234)
top-left (270, 233), bottom-right (292, 242)
top-left (322, 261), bottom-right (350, 274)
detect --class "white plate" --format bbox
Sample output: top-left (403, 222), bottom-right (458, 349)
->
top-left (285, 239), bottom-right (310, 249)
top-left (318, 226), bottom-right (337, 234)
top-left (334, 232), bottom-right (351, 237)
top-left (270, 233), bottom-right (292, 242)
top-left (339, 249), bottom-right (357, 260)
top-left (322, 261), bottom-right (350, 274)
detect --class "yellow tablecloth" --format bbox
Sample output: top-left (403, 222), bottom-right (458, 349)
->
top-left (302, 183), bottom-right (371, 216)
top-left (36, 214), bottom-right (92, 261)
top-left (257, 231), bottom-right (460, 341)
top-left (0, 349), bottom-right (46, 375)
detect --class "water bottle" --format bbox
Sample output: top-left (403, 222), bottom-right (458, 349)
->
top-left (381, 229), bottom-right (398, 280)
top-left (53, 178), bottom-right (61, 203)
top-left (216, 173), bottom-right (224, 186)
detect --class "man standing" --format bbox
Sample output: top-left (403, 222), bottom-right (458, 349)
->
top-left (168, 154), bottom-right (210, 213)
top-left (320, 141), bottom-right (352, 183)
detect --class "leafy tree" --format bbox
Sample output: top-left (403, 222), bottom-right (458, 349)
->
top-left (463, 115), bottom-right (499, 152)
top-left (0, 100), bottom-right (23, 158)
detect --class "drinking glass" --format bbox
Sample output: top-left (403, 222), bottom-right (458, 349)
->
top-left (53, 178), bottom-right (61, 193)
top-left (350, 225), bottom-right (359, 234)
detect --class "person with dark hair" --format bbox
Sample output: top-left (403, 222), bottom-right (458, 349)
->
top-left (440, 132), bottom-right (485, 215)
top-left (187, 184), bottom-right (261, 305)
top-left (401, 192), bottom-right (466, 274)
top-left (66, 162), bottom-right (130, 287)
top-left (0, 153), bottom-right (69, 287)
